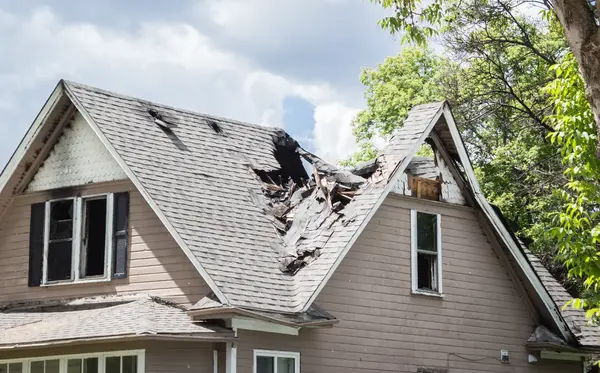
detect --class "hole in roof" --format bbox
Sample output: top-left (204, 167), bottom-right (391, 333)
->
top-left (147, 108), bottom-right (176, 129)
top-left (206, 119), bottom-right (224, 134)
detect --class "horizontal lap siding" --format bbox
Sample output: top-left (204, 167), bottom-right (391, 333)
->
top-left (236, 196), bottom-right (580, 373)
top-left (0, 181), bottom-right (208, 306)
top-left (0, 341), bottom-right (216, 373)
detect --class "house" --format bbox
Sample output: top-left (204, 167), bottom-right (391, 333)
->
top-left (0, 79), bottom-right (597, 373)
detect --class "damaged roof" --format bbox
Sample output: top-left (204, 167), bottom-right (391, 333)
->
top-left (61, 80), bottom-right (443, 313)
top-left (0, 295), bottom-right (232, 349)
top-left (5, 80), bottom-right (599, 348)
top-left (525, 249), bottom-right (600, 348)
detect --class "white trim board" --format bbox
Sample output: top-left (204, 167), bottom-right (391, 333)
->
top-left (231, 317), bottom-right (299, 336)
top-left (0, 83), bottom-right (63, 192)
top-left (440, 105), bottom-right (574, 343)
top-left (410, 209), bottom-right (443, 295)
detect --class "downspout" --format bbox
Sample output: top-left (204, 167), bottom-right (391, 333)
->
top-left (226, 327), bottom-right (238, 373)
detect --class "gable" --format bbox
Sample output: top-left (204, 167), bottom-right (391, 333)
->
top-left (391, 154), bottom-right (467, 205)
top-left (26, 112), bottom-right (127, 192)
top-left (0, 180), bottom-right (209, 306)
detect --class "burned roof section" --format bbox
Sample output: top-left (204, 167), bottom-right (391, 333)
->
top-left (249, 129), bottom-right (366, 275)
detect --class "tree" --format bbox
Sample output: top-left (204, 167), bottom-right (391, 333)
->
top-left (347, 5), bottom-right (586, 294)
top-left (371, 0), bottom-right (600, 157)
top-left (341, 47), bottom-right (447, 166)
top-left (545, 53), bottom-right (600, 317)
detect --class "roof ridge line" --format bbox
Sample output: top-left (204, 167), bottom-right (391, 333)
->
top-left (62, 80), bottom-right (283, 133)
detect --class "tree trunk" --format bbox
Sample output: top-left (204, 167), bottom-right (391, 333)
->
top-left (551, 0), bottom-right (600, 156)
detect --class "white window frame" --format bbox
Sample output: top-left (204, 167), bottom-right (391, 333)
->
top-left (0, 350), bottom-right (144, 373)
top-left (410, 209), bottom-right (443, 296)
top-left (253, 350), bottom-right (300, 373)
top-left (42, 193), bottom-right (114, 285)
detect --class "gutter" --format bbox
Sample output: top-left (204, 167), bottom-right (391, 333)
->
top-left (0, 333), bottom-right (237, 351)
top-left (188, 306), bottom-right (339, 329)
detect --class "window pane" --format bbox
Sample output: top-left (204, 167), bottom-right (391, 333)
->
top-left (30, 361), bottom-right (44, 373)
top-left (256, 356), bottom-right (274, 373)
top-left (9, 363), bottom-right (23, 373)
top-left (82, 198), bottom-right (107, 277)
top-left (67, 359), bottom-right (82, 373)
top-left (46, 360), bottom-right (59, 373)
top-left (277, 357), bottom-right (296, 373)
top-left (83, 358), bottom-right (98, 373)
top-left (121, 356), bottom-right (137, 373)
top-left (417, 253), bottom-right (437, 291)
top-left (49, 200), bottom-right (74, 240)
top-left (47, 241), bottom-right (73, 281)
top-left (0, 364), bottom-right (7, 373)
top-left (105, 357), bottom-right (121, 373)
top-left (417, 212), bottom-right (437, 252)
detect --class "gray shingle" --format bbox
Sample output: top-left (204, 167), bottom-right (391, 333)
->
top-left (0, 295), bottom-right (231, 348)
top-left (525, 249), bottom-right (600, 347)
top-left (64, 80), bottom-right (443, 313)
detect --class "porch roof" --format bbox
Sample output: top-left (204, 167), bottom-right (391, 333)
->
top-left (0, 294), bottom-right (233, 350)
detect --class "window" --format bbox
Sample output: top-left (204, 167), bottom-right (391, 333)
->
top-left (254, 350), bottom-right (299, 373)
top-left (29, 192), bottom-right (129, 287)
top-left (0, 363), bottom-right (23, 373)
top-left (411, 210), bottom-right (443, 294)
top-left (0, 351), bottom-right (143, 373)
top-left (30, 360), bottom-right (59, 373)
top-left (43, 194), bottom-right (114, 284)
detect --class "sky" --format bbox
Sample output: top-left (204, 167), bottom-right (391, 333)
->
top-left (0, 0), bottom-right (401, 168)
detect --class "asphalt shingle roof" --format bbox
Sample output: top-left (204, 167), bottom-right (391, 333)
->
top-left (0, 295), bottom-right (231, 348)
top-left (63, 80), bottom-right (443, 313)
top-left (525, 249), bottom-right (600, 347)
top-left (58, 80), bottom-right (600, 349)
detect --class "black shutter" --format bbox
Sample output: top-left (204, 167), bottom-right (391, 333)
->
top-left (112, 192), bottom-right (130, 279)
top-left (28, 202), bottom-right (45, 287)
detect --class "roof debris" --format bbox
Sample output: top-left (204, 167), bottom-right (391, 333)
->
top-left (250, 130), bottom-right (367, 275)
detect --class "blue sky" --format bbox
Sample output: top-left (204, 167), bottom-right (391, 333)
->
top-left (0, 0), bottom-right (400, 166)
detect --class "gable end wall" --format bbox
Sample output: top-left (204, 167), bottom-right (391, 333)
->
top-left (234, 195), bottom-right (581, 373)
top-left (26, 112), bottom-right (127, 193)
top-left (0, 180), bottom-right (208, 306)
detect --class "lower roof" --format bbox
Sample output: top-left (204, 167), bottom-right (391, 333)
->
top-left (0, 294), bottom-right (233, 350)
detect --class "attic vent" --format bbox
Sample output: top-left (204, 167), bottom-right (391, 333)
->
top-left (147, 109), bottom-right (176, 129)
top-left (206, 119), bottom-right (223, 134)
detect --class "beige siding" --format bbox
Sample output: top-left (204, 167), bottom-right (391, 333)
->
top-left (0, 341), bottom-right (216, 373)
top-left (0, 181), bottom-right (208, 306)
top-left (236, 195), bottom-right (582, 373)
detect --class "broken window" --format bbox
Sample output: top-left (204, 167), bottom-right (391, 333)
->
top-left (81, 197), bottom-right (108, 278)
top-left (40, 193), bottom-right (127, 284)
top-left (411, 210), bottom-right (442, 294)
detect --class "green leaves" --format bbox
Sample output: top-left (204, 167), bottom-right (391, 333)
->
top-left (371, 0), bottom-right (448, 45)
top-left (546, 53), bottom-right (600, 320)
top-left (343, 46), bottom-right (447, 166)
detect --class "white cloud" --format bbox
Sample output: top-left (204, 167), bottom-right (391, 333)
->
top-left (313, 103), bottom-right (360, 163)
top-left (0, 4), bottom-right (372, 165)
